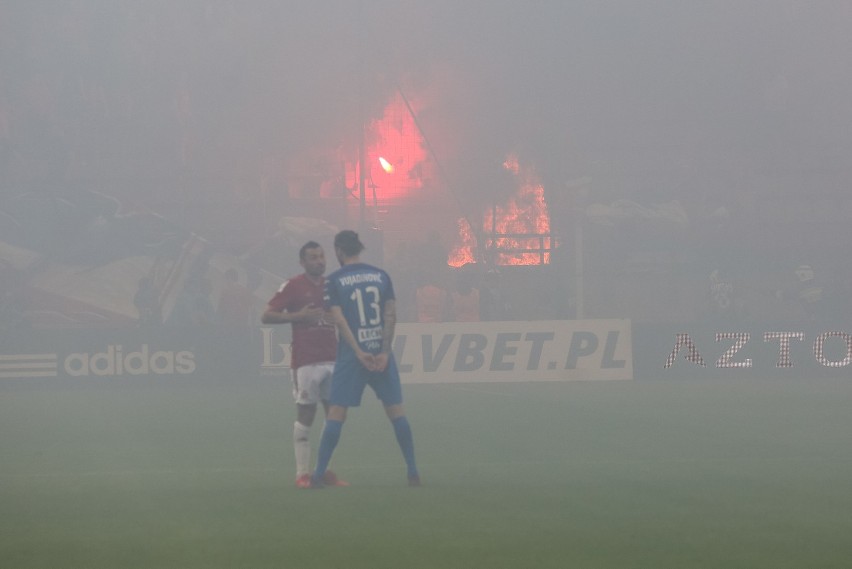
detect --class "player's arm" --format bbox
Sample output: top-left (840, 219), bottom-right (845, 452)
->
top-left (261, 305), bottom-right (322, 324)
top-left (373, 299), bottom-right (397, 372)
top-left (261, 307), bottom-right (290, 324)
top-left (329, 305), bottom-right (375, 370)
top-left (260, 307), bottom-right (306, 324)
top-left (261, 285), bottom-right (323, 324)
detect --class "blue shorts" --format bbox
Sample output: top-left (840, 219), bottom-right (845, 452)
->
top-left (328, 355), bottom-right (403, 408)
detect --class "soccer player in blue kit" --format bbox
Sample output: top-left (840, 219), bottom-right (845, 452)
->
top-left (310, 230), bottom-right (420, 488)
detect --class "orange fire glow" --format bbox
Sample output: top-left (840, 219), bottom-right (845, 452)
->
top-left (449, 153), bottom-right (552, 267)
top-left (378, 156), bottom-right (394, 173)
top-left (345, 92), bottom-right (428, 202)
top-left (450, 218), bottom-right (478, 267)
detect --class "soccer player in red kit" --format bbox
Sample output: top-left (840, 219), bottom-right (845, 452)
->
top-left (262, 241), bottom-right (347, 488)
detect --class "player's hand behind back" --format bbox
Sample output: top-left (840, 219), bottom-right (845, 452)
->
top-left (356, 350), bottom-right (377, 371)
top-left (373, 352), bottom-right (389, 372)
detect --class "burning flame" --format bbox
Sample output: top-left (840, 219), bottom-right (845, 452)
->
top-left (378, 157), bottom-right (394, 173)
top-left (345, 92), bottom-right (428, 201)
top-left (449, 153), bottom-right (551, 267)
top-left (450, 218), bottom-right (477, 267)
top-left (502, 155), bottom-right (520, 175)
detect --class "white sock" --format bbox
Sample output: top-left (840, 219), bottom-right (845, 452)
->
top-left (293, 421), bottom-right (311, 476)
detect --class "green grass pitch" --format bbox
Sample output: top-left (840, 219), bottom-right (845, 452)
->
top-left (2, 377), bottom-right (852, 568)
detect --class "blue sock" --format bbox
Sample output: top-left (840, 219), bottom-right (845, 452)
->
top-left (312, 419), bottom-right (343, 483)
top-left (391, 416), bottom-right (418, 477)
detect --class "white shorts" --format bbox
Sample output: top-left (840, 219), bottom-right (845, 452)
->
top-left (292, 362), bottom-right (334, 406)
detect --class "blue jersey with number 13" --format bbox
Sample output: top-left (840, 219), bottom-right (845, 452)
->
top-left (324, 262), bottom-right (395, 357)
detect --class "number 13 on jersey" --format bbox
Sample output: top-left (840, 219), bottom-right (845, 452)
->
top-left (351, 286), bottom-right (381, 326)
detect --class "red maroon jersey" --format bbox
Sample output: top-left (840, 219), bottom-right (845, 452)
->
top-left (266, 274), bottom-right (337, 370)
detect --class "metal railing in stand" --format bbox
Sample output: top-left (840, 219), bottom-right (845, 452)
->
top-left (482, 233), bottom-right (556, 266)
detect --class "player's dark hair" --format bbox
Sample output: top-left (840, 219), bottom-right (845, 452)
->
top-left (333, 230), bottom-right (365, 257)
top-left (299, 241), bottom-right (322, 260)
